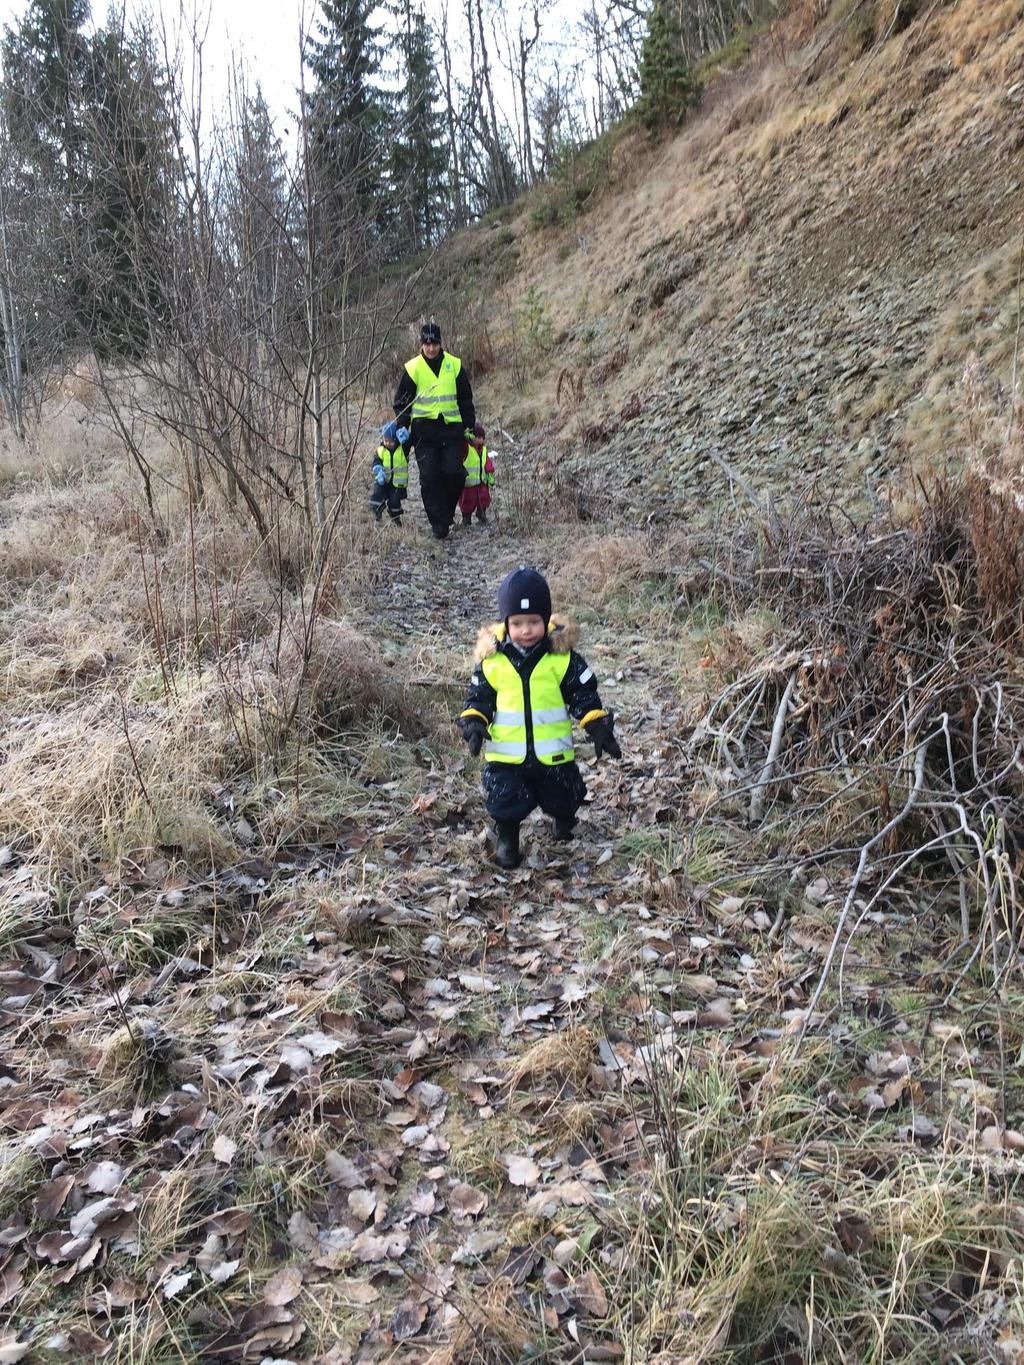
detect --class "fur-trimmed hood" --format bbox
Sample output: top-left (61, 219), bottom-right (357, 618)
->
top-left (473, 614), bottom-right (580, 663)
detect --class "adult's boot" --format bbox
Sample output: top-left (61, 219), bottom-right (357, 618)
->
top-left (475, 508), bottom-right (488, 524)
top-left (494, 821), bottom-right (522, 869)
top-left (552, 817), bottom-right (576, 841)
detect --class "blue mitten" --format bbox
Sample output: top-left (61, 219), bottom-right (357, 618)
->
top-left (396, 426), bottom-right (410, 444)
top-left (374, 466), bottom-right (388, 486)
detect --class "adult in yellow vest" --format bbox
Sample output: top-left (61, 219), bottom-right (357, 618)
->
top-left (457, 567), bottom-right (621, 868)
top-left (393, 321), bottom-right (476, 540)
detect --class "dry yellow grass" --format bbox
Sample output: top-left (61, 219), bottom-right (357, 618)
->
top-left (505, 1023), bottom-right (598, 1093)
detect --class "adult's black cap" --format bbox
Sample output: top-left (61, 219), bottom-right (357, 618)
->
top-left (420, 322), bottom-right (442, 343)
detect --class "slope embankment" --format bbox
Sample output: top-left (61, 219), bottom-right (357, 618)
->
top-left (444, 0), bottom-right (1024, 514)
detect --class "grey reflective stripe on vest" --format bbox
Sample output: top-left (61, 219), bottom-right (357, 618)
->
top-left (486, 739), bottom-right (528, 757)
top-left (411, 390), bottom-right (458, 414)
top-left (532, 706), bottom-right (569, 725)
top-left (535, 736), bottom-right (573, 757)
top-left (494, 710), bottom-right (525, 726)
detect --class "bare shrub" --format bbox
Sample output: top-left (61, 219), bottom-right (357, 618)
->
top-left (556, 366), bottom-right (585, 407)
top-left (965, 469), bottom-right (1024, 641)
top-left (500, 436), bottom-right (610, 532)
top-left (682, 468), bottom-right (1024, 997)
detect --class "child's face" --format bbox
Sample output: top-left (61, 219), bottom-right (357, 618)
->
top-left (506, 613), bottom-right (546, 649)
top-left (383, 438), bottom-right (397, 451)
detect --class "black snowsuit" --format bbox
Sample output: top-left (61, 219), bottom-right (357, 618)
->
top-left (394, 351), bottom-right (475, 538)
top-left (369, 444), bottom-right (408, 523)
top-left (460, 618), bottom-right (605, 824)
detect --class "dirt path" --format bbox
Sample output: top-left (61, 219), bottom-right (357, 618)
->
top-left (8, 508), bottom-right (1018, 1364)
top-left (1, 512), bottom-right (697, 1364)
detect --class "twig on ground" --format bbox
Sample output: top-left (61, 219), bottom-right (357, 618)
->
top-left (796, 731), bottom-right (932, 1051)
top-left (749, 668), bottom-right (798, 824)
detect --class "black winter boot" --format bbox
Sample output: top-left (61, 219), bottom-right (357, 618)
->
top-left (552, 817), bottom-right (576, 841)
top-left (475, 507), bottom-right (488, 524)
top-left (494, 821), bottom-right (522, 869)
top-left (461, 513), bottom-right (472, 528)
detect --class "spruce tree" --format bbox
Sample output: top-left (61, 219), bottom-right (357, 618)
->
top-left (635, 4), bottom-right (701, 131)
top-left (226, 87), bottom-right (293, 343)
top-left (303, 0), bottom-right (390, 250)
top-left (77, 17), bottom-right (173, 357)
top-left (1, 0), bottom-right (90, 193)
top-left (1, 0), bottom-right (173, 356)
top-left (389, 3), bottom-right (450, 255)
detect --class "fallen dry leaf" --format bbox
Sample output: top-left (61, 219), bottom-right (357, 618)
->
top-left (212, 1134), bottom-right (237, 1165)
top-left (336, 1278), bottom-right (381, 1306)
top-left (392, 1298), bottom-right (429, 1340)
top-left (33, 1174), bottom-right (75, 1222)
top-left (325, 1152), bottom-right (363, 1188)
top-left (502, 1153), bottom-right (540, 1187)
top-left (449, 1182), bottom-right (488, 1221)
top-left (0, 1266), bottom-right (23, 1310)
top-left (82, 1161), bottom-right (125, 1195)
top-left (836, 1212), bottom-right (874, 1255)
top-left (264, 1267), bottom-right (303, 1307)
top-left (458, 973), bottom-right (498, 994)
top-left (452, 1229), bottom-right (504, 1263)
top-left (525, 1181), bottom-right (597, 1216)
top-left (287, 1210), bottom-right (318, 1253)
top-left (66, 1326), bottom-right (112, 1357)
top-left (347, 1188), bottom-right (376, 1222)
top-left (570, 1269), bottom-right (608, 1318)
top-left (411, 1080), bottom-right (444, 1109)
top-left (351, 1229), bottom-right (409, 1263)
top-left (162, 1270), bottom-right (193, 1300)
top-left (69, 1196), bottom-right (135, 1240)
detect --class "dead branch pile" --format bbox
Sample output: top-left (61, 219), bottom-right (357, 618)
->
top-left (686, 474), bottom-right (1024, 1002)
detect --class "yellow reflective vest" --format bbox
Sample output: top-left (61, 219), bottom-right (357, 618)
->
top-left (377, 443), bottom-right (409, 488)
top-left (463, 442), bottom-right (490, 488)
top-left (481, 649), bottom-right (574, 766)
top-left (404, 352), bottom-right (462, 425)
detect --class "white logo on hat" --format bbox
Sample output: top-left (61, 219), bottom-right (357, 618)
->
top-left (520, 598), bottom-right (530, 609)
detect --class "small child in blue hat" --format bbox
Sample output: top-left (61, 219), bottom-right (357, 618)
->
top-left (457, 567), bottom-right (621, 868)
top-left (370, 421), bottom-right (411, 524)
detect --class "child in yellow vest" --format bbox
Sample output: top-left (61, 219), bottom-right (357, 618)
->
top-left (459, 423), bottom-right (495, 527)
top-left (457, 567), bottom-right (621, 868)
top-left (370, 422), bottom-right (410, 524)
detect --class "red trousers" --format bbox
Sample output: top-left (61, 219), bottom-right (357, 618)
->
top-left (459, 484), bottom-right (492, 515)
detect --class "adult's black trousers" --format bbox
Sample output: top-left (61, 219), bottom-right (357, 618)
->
top-left (415, 429), bottom-right (466, 536)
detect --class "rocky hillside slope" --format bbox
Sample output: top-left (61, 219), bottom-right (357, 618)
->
top-left (440, 0), bottom-right (1024, 515)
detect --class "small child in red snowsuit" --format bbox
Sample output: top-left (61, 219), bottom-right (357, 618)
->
top-left (459, 424), bottom-right (495, 527)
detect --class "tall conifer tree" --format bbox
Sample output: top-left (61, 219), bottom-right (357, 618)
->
top-left (1, 0), bottom-right (173, 356)
top-left (390, 3), bottom-right (449, 255)
top-left (303, 0), bottom-right (389, 252)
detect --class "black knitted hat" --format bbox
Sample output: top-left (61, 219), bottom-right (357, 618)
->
top-left (497, 567), bottom-right (551, 625)
top-left (420, 321), bottom-right (442, 343)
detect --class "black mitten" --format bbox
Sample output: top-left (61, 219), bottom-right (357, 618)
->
top-left (586, 713), bottom-right (621, 761)
top-left (458, 716), bottom-right (489, 756)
